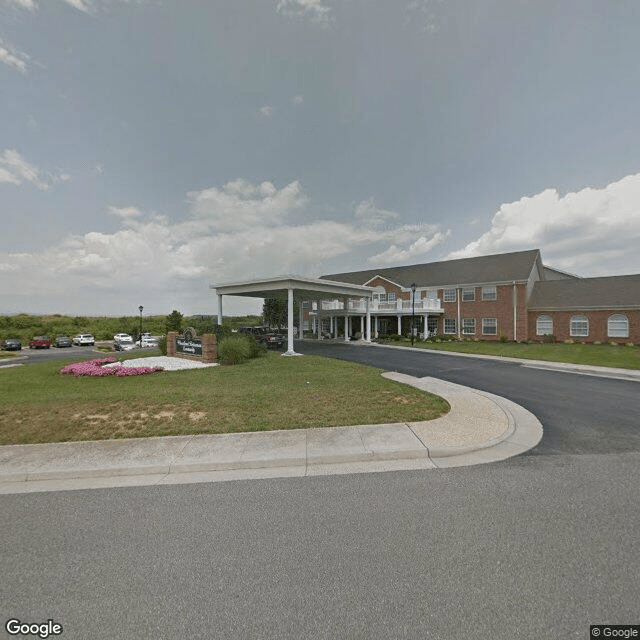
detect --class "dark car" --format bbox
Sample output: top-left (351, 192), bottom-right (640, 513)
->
top-left (54, 336), bottom-right (72, 348)
top-left (238, 326), bottom-right (285, 348)
top-left (29, 335), bottom-right (52, 349)
top-left (3, 338), bottom-right (22, 351)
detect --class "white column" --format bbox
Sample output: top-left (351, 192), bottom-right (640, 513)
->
top-left (365, 299), bottom-right (371, 342)
top-left (284, 287), bottom-right (296, 355)
top-left (360, 315), bottom-right (364, 338)
top-left (423, 314), bottom-right (429, 340)
top-left (374, 315), bottom-right (378, 338)
top-left (299, 301), bottom-right (304, 339)
top-left (397, 315), bottom-right (402, 335)
top-left (217, 294), bottom-right (223, 325)
top-left (333, 316), bottom-right (338, 339)
top-left (344, 315), bottom-right (350, 341)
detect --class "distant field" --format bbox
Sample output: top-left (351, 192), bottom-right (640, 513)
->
top-left (379, 338), bottom-right (640, 370)
top-left (0, 352), bottom-right (449, 445)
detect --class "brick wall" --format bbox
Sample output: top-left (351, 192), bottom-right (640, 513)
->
top-left (167, 331), bottom-right (218, 362)
top-left (438, 283), bottom-right (529, 341)
top-left (527, 310), bottom-right (639, 343)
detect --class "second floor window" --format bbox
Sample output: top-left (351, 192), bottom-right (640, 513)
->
top-left (443, 289), bottom-right (456, 303)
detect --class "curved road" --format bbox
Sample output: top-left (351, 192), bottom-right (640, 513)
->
top-left (295, 340), bottom-right (640, 457)
top-left (1, 341), bottom-right (638, 640)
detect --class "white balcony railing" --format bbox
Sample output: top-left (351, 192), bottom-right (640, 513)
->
top-left (318, 298), bottom-right (442, 313)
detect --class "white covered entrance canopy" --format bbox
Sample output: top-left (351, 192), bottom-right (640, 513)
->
top-left (210, 275), bottom-right (375, 355)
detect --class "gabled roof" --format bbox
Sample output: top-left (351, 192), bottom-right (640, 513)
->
top-left (321, 249), bottom-right (542, 288)
top-left (529, 274), bottom-right (640, 310)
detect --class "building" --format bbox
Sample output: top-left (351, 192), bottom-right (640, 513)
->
top-left (301, 249), bottom-right (639, 343)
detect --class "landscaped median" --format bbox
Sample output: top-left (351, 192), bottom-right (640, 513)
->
top-left (0, 352), bottom-right (449, 445)
top-left (377, 337), bottom-right (640, 370)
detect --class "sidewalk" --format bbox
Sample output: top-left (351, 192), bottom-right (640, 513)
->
top-left (0, 374), bottom-right (542, 495)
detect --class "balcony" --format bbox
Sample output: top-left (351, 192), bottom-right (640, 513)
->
top-left (315, 298), bottom-right (442, 313)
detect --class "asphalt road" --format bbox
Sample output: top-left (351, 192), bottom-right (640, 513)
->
top-left (2, 342), bottom-right (638, 640)
top-left (295, 341), bottom-right (640, 457)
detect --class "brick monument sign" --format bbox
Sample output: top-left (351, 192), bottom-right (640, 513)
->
top-left (166, 327), bottom-right (217, 363)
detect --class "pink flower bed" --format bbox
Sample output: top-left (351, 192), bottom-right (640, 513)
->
top-left (60, 358), bottom-right (163, 377)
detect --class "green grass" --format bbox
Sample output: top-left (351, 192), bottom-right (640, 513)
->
top-left (0, 352), bottom-right (449, 445)
top-left (379, 338), bottom-right (640, 369)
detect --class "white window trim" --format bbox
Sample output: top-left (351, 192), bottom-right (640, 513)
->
top-left (443, 288), bottom-right (457, 303)
top-left (462, 288), bottom-right (475, 302)
top-left (536, 314), bottom-right (554, 336)
top-left (482, 286), bottom-right (497, 301)
top-left (607, 314), bottom-right (629, 338)
top-left (444, 318), bottom-right (456, 334)
top-left (570, 315), bottom-right (589, 337)
top-left (482, 318), bottom-right (498, 335)
top-left (388, 292), bottom-right (397, 302)
top-left (462, 318), bottom-right (476, 335)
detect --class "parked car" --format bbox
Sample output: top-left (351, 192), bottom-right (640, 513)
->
top-left (136, 335), bottom-right (159, 348)
top-left (54, 336), bottom-right (72, 348)
top-left (2, 338), bottom-right (22, 351)
top-left (73, 334), bottom-right (95, 346)
top-left (239, 326), bottom-right (285, 348)
top-left (114, 336), bottom-right (137, 351)
top-left (29, 335), bottom-right (52, 349)
top-left (114, 333), bottom-right (133, 342)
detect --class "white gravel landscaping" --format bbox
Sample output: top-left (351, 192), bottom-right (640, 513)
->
top-left (104, 356), bottom-right (219, 371)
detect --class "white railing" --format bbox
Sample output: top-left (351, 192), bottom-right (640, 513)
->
top-left (317, 298), bottom-right (442, 313)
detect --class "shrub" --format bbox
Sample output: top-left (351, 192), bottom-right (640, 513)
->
top-left (217, 334), bottom-right (252, 364)
top-left (499, 335), bottom-right (509, 343)
top-left (157, 335), bottom-right (167, 355)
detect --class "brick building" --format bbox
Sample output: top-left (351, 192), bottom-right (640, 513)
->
top-left (301, 249), bottom-right (640, 343)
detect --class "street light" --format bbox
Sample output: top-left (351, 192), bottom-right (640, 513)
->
top-left (410, 283), bottom-right (416, 346)
top-left (138, 305), bottom-right (143, 340)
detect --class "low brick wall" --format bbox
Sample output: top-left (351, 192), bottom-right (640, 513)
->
top-left (167, 331), bottom-right (217, 363)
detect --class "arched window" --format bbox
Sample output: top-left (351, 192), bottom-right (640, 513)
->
top-left (608, 314), bottom-right (629, 338)
top-left (570, 315), bottom-right (589, 337)
top-left (536, 315), bottom-right (553, 336)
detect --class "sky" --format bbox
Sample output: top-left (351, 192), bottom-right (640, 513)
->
top-left (1, 0), bottom-right (639, 317)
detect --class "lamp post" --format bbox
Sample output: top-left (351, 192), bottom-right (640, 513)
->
top-left (410, 283), bottom-right (416, 346)
top-left (138, 305), bottom-right (143, 341)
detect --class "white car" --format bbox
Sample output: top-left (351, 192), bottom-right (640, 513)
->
top-left (114, 336), bottom-right (137, 351)
top-left (137, 335), bottom-right (159, 348)
top-left (114, 333), bottom-right (133, 342)
top-left (73, 334), bottom-right (95, 346)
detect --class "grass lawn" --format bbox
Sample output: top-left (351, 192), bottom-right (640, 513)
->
top-left (379, 338), bottom-right (640, 369)
top-left (0, 352), bottom-right (449, 445)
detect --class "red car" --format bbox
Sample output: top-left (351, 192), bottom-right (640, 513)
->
top-left (29, 335), bottom-right (52, 349)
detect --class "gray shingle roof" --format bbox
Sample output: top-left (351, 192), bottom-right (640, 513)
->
top-left (529, 275), bottom-right (640, 310)
top-left (321, 249), bottom-right (542, 288)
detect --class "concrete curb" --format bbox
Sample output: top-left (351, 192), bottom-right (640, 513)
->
top-left (0, 374), bottom-right (543, 494)
top-left (360, 340), bottom-right (640, 382)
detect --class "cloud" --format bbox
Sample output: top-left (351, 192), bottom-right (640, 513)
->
top-left (448, 173), bottom-right (640, 276)
top-left (258, 105), bottom-right (274, 118)
top-left (0, 38), bottom-right (30, 73)
top-left (0, 149), bottom-right (52, 189)
top-left (292, 95), bottom-right (304, 106)
top-left (368, 230), bottom-right (450, 265)
top-left (0, 178), bottom-right (451, 313)
top-left (3, 0), bottom-right (38, 12)
top-left (402, 0), bottom-right (445, 34)
top-left (354, 198), bottom-right (400, 227)
top-left (276, 0), bottom-right (333, 26)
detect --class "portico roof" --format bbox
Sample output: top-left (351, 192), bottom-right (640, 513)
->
top-left (210, 275), bottom-right (375, 300)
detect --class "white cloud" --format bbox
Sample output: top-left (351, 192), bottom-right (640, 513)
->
top-left (354, 198), bottom-right (400, 227)
top-left (0, 38), bottom-right (30, 73)
top-left (448, 173), bottom-right (640, 276)
top-left (276, 0), bottom-right (333, 26)
top-left (258, 105), bottom-right (274, 118)
top-left (3, 0), bottom-right (38, 12)
top-left (0, 178), bottom-right (451, 313)
top-left (0, 149), bottom-right (50, 189)
top-left (292, 95), bottom-right (304, 106)
top-left (403, 0), bottom-right (445, 34)
top-left (368, 230), bottom-right (450, 265)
